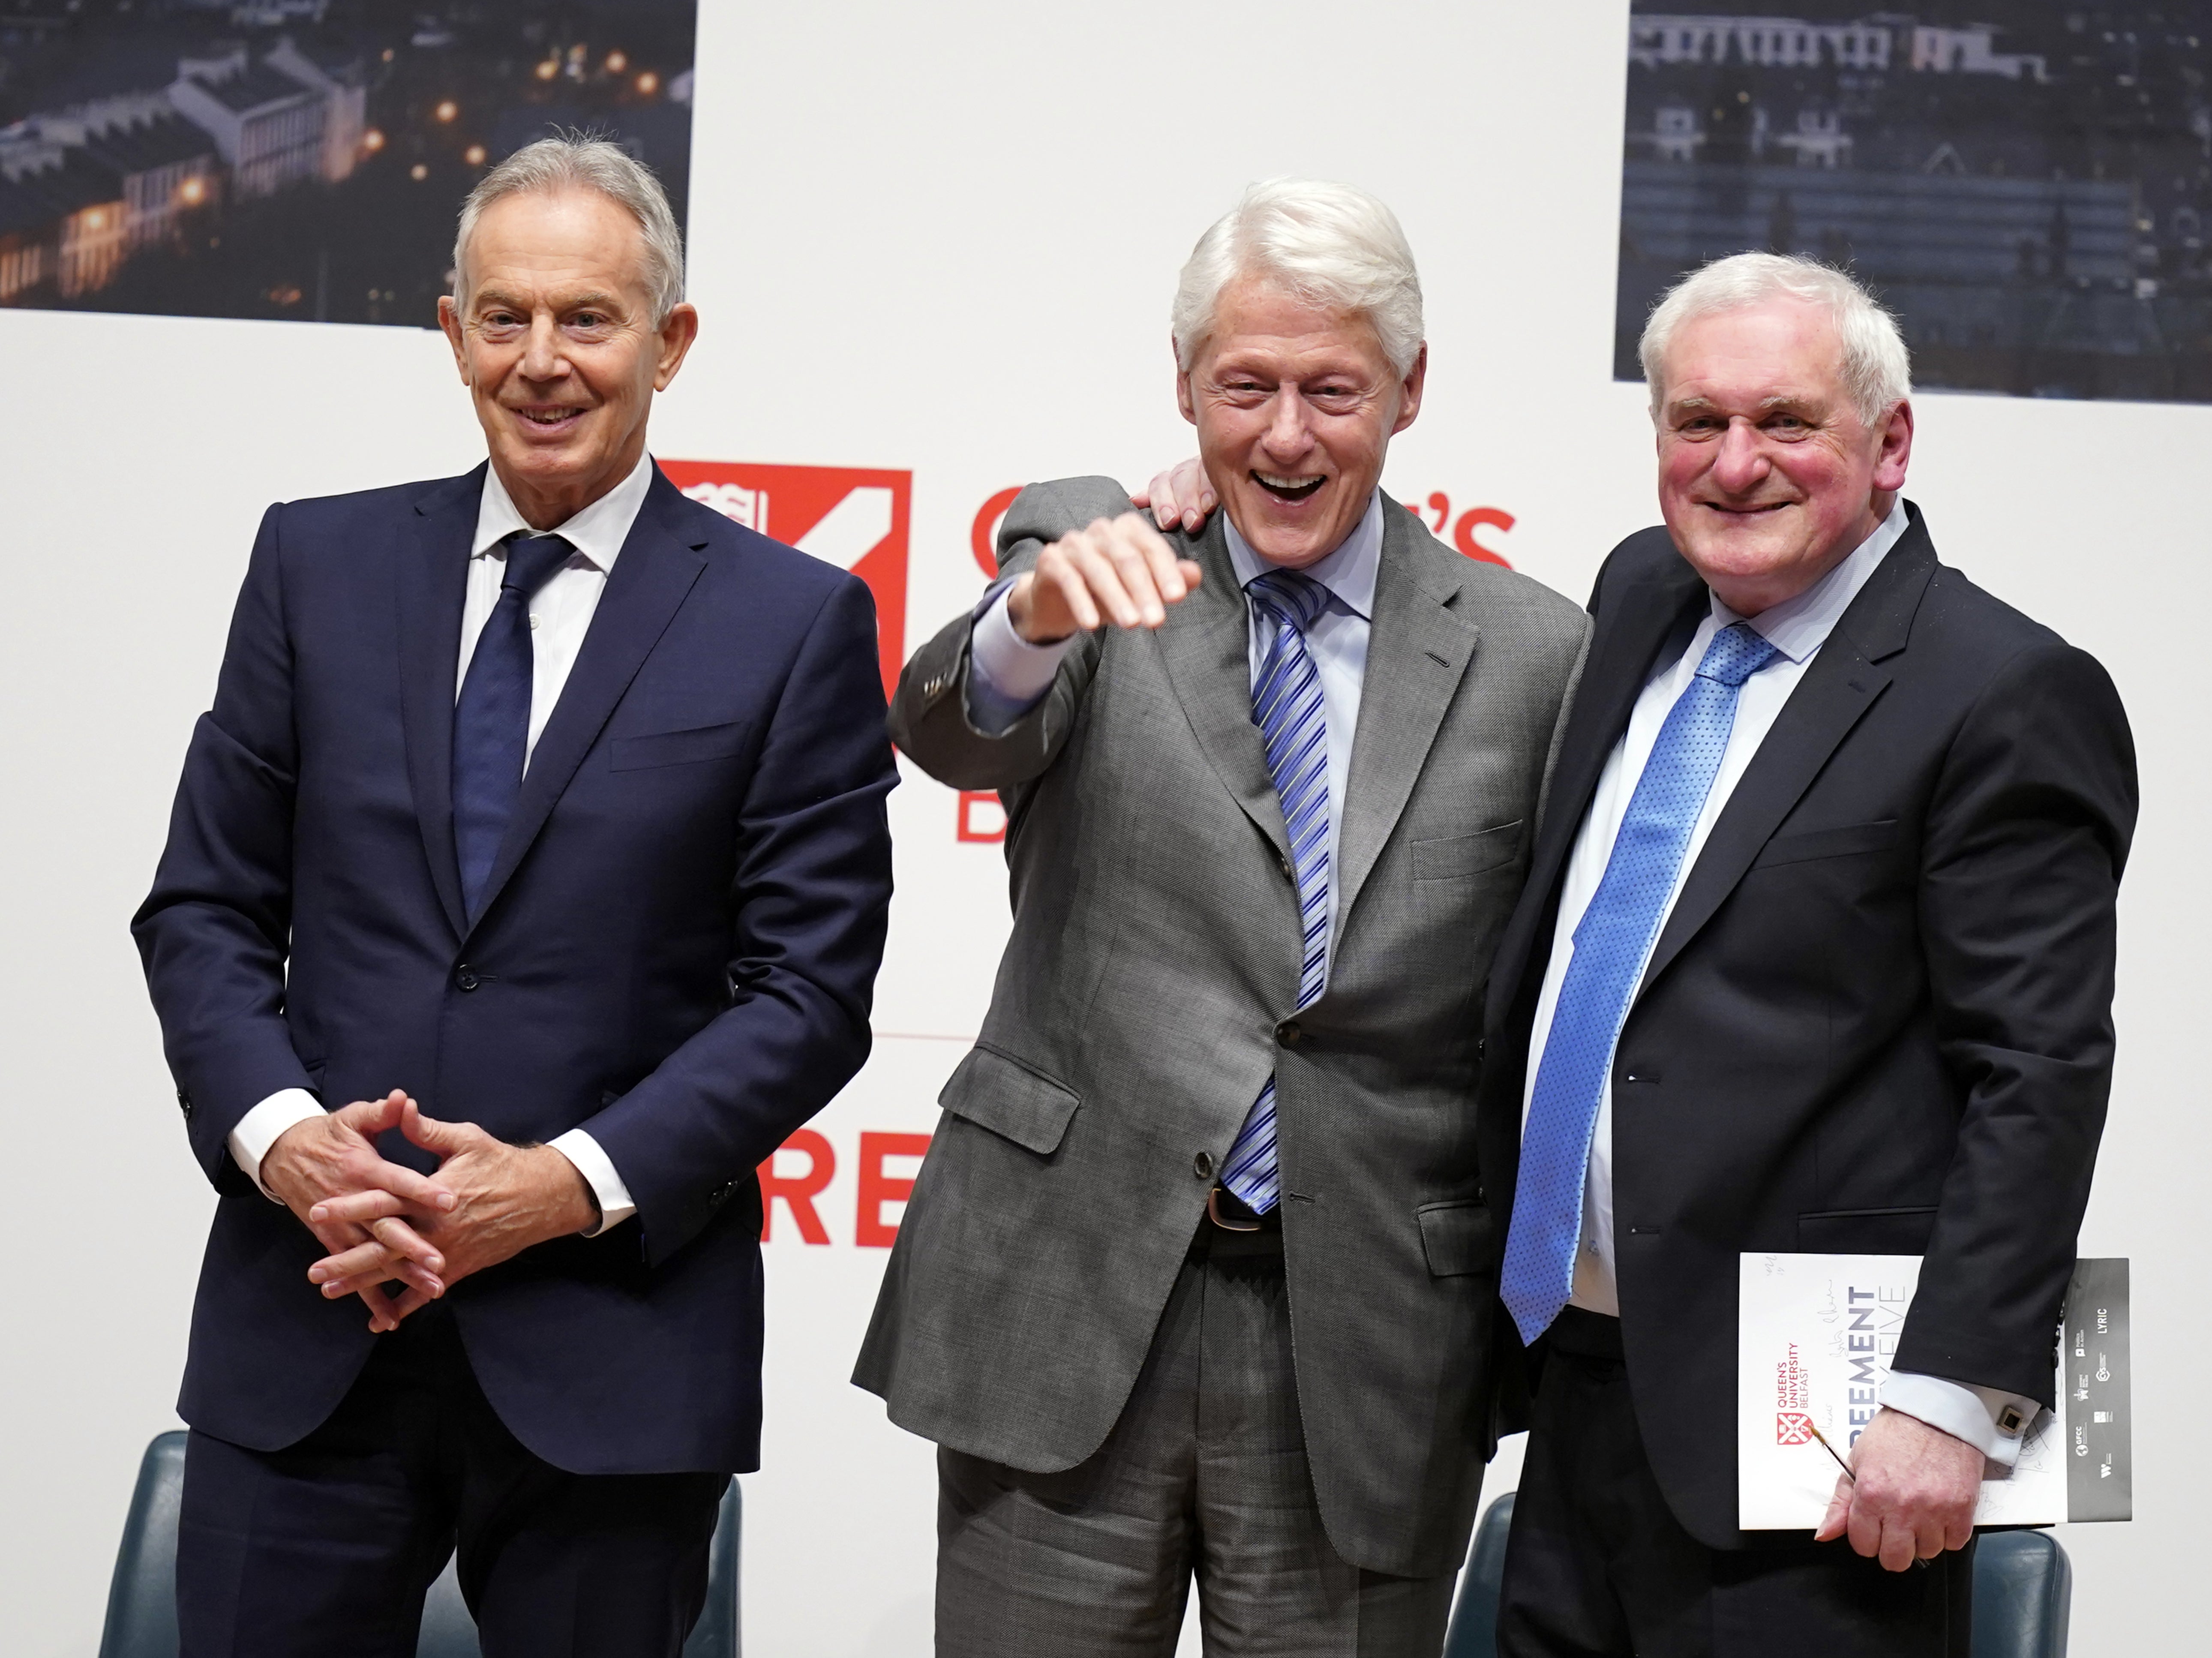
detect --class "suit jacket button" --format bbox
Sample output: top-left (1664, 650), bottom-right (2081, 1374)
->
top-left (455, 965), bottom-right (480, 991)
top-left (177, 1089), bottom-right (193, 1119)
top-left (1276, 1019), bottom-right (1302, 1048)
top-left (1278, 853), bottom-right (1294, 880)
top-left (1193, 1151), bottom-right (1214, 1180)
top-left (1476, 1038), bottom-right (1487, 1060)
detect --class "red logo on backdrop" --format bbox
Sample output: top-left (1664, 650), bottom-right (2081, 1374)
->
top-left (1776, 1412), bottom-right (1816, 1445)
top-left (662, 461), bottom-right (911, 697)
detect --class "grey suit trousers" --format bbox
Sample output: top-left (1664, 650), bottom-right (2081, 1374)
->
top-left (935, 1224), bottom-right (1456, 1658)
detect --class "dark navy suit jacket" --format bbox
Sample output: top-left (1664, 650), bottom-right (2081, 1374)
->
top-left (134, 462), bottom-right (897, 1475)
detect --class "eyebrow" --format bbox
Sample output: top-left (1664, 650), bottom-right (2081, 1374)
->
top-left (1666, 393), bottom-right (1821, 415)
top-left (471, 289), bottom-right (623, 314)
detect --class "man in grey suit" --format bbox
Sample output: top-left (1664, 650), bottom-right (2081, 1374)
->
top-left (855, 179), bottom-right (1589, 1655)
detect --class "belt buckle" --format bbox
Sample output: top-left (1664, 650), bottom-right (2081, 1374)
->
top-left (1207, 1185), bottom-right (1262, 1232)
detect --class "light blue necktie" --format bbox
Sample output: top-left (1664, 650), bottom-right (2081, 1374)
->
top-left (1499, 621), bottom-right (1781, 1345)
top-left (1220, 569), bottom-right (1334, 1215)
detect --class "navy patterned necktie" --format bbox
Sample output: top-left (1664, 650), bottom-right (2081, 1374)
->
top-left (453, 532), bottom-right (573, 921)
top-left (1499, 621), bottom-right (1781, 1344)
top-left (1219, 568), bottom-right (1335, 1215)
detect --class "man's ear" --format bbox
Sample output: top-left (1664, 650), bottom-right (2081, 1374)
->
top-left (437, 296), bottom-right (471, 385)
top-left (1872, 398), bottom-right (1914, 493)
top-left (1391, 342), bottom-right (1429, 435)
top-left (1174, 333), bottom-right (1199, 426)
top-left (654, 303), bottom-right (701, 392)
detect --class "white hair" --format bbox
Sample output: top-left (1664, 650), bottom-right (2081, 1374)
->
top-left (1172, 178), bottom-right (1424, 377)
top-left (453, 133), bottom-right (685, 324)
top-left (1639, 252), bottom-right (1910, 427)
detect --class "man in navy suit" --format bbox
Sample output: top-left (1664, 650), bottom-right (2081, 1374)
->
top-left (133, 136), bottom-right (897, 1657)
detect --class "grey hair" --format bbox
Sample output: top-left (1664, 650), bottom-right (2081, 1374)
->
top-left (453, 133), bottom-right (685, 324)
top-left (1639, 252), bottom-right (1910, 427)
top-left (1172, 178), bottom-right (1424, 377)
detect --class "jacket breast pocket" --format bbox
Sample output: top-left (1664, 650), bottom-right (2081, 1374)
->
top-left (1411, 820), bottom-right (1524, 882)
top-left (1797, 1205), bottom-right (1937, 1255)
top-left (609, 719), bottom-right (755, 772)
top-left (1752, 818), bottom-right (1899, 870)
top-left (1417, 1199), bottom-right (1494, 1277)
top-left (938, 1043), bottom-right (1081, 1157)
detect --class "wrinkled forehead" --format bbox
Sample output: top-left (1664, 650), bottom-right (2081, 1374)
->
top-left (1660, 298), bottom-right (1848, 413)
top-left (460, 188), bottom-right (653, 304)
top-left (1199, 276), bottom-right (1388, 370)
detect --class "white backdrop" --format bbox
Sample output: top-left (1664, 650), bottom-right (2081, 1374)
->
top-left (1, 3), bottom-right (2203, 1653)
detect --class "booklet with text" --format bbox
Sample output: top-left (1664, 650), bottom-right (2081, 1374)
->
top-left (1738, 1254), bottom-right (2131, 1529)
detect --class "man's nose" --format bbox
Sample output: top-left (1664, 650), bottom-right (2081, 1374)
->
top-left (1711, 418), bottom-right (1769, 492)
top-left (518, 315), bottom-right (566, 381)
top-left (1259, 392), bottom-right (1314, 460)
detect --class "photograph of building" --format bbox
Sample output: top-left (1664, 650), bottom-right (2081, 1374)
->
top-left (1618, 3), bottom-right (2212, 402)
top-left (0, 0), bottom-right (697, 325)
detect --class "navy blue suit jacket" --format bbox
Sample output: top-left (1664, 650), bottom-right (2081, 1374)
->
top-left (134, 462), bottom-right (897, 1475)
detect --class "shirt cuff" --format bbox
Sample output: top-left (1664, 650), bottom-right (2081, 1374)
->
top-left (548, 1129), bottom-right (636, 1238)
top-left (1880, 1370), bottom-right (2043, 1468)
top-left (966, 581), bottom-right (1075, 735)
top-left (228, 1089), bottom-right (328, 1201)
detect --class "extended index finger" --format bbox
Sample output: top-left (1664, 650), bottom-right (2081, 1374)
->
top-left (1108, 514), bottom-right (1191, 608)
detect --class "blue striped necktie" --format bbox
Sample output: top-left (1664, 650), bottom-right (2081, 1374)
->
top-left (1220, 568), bottom-right (1334, 1215)
top-left (1499, 621), bottom-right (1781, 1345)
top-left (453, 532), bottom-right (574, 921)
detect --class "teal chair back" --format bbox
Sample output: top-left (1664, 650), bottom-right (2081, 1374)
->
top-left (99, 1431), bottom-right (741, 1658)
top-left (1441, 1492), bottom-right (2071, 1658)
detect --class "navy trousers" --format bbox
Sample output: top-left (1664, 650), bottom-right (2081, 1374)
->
top-left (1499, 1308), bottom-right (1974, 1658)
top-left (176, 1303), bottom-right (726, 1658)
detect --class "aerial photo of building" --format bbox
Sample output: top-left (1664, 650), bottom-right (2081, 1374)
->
top-left (0, 0), bottom-right (697, 326)
top-left (1618, 3), bottom-right (2212, 402)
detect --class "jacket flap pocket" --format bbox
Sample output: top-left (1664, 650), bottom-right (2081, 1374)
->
top-left (1417, 1200), bottom-right (1494, 1277)
top-left (1753, 818), bottom-right (1899, 869)
top-left (611, 719), bottom-right (755, 772)
top-left (1797, 1205), bottom-right (1937, 1254)
top-left (938, 1044), bottom-right (1080, 1156)
top-left (1411, 820), bottom-right (1525, 882)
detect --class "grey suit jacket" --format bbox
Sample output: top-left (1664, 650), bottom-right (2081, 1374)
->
top-left (854, 476), bottom-right (1588, 1577)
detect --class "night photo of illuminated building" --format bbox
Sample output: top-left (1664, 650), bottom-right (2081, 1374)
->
top-left (1619, 3), bottom-right (2212, 402)
top-left (0, 1), bottom-right (697, 326)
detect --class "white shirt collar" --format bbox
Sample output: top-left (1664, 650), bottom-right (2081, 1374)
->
top-left (1222, 490), bottom-right (1384, 620)
top-left (1719, 497), bottom-right (1911, 664)
top-left (471, 449), bottom-right (658, 571)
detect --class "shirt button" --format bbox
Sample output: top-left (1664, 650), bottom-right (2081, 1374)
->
top-left (529, 615), bottom-right (540, 630)
top-left (1193, 1151), bottom-right (1215, 1180)
top-left (1276, 1020), bottom-right (1302, 1048)
top-left (456, 965), bottom-right (480, 991)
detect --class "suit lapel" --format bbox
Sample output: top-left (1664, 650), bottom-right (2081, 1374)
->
top-left (465, 469), bottom-right (709, 933)
top-left (1636, 516), bottom-right (1938, 996)
top-left (1334, 503), bottom-right (1480, 928)
top-left (1514, 551), bottom-right (1707, 968)
top-left (1155, 515), bottom-right (1290, 864)
top-left (395, 466), bottom-right (484, 940)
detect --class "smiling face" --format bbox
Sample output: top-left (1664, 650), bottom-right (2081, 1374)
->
top-left (438, 188), bottom-right (698, 529)
top-left (1177, 276), bottom-right (1424, 569)
top-left (1654, 297), bottom-right (1911, 616)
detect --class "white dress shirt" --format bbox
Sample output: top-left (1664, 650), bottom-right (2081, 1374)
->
top-left (969, 492), bottom-right (1384, 958)
top-left (1522, 501), bottom-right (2039, 1463)
top-left (225, 452), bottom-right (656, 1238)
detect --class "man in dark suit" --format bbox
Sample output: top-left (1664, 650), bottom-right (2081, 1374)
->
top-left (1475, 254), bottom-right (2137, 1655)
top-left (132, 136), bottom-right (895, 1657)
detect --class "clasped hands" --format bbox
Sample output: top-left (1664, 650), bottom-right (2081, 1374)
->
top-left (259, 1090), bottom-right (597, 1333)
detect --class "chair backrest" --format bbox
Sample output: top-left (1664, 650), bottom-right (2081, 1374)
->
top-left (99, 1431), bottom-right (742, 1658)
top-left (1971, 1529), bottom-right (2071, 1658)
top-left (1439, 1492), bottom-right (1516, 1658)
top-left (96, 1433), bottom-right (187, 1658)
top-left (1441, 1490), bottom-right (2071, 1658)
